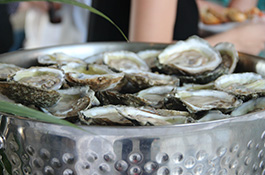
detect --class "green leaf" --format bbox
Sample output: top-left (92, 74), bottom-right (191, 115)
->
top-left (0, 101), bottom-right (85, 131)
top-left (0, 0), bottom-right (128, 41)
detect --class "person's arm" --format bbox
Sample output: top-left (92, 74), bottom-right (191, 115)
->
top-left (228, 0), bottom-right (258, 12)
top-left (205, 21), bottom-right (265, 55)
top-left (129, 0), bottom-right (178, 43)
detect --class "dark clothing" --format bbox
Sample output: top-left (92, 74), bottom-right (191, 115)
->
top-left (87, 0), bottom-right (131, 41)
top-left (174, 0), bottom-right (199, 40)
top-left (87, 0), bottom-right (199, 42)
top-left (0, 4), bottom-right (13, 54)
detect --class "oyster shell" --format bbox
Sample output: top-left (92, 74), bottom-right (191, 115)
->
top-left (124, 70), bottom-right (179, 90)
top-left (214, 72), bottom-right (265, 100)
top-left (42, 86), bottom-right (100, 118)
top-left (79, 105), bottom-right (191, 126)
top-left (10, 67), bottom-right (65, 90)
top-left (174, 89), bottom-right (242, 113)
top-left (0, 82), bottom-right (60, 107)
top-left (137, 49), bottom-right (161, 69)
top-left (158, 36), bottom-right (222, 76)
top-left (61, 63), bottom-right (125, 91)
top-left (103, 51), bottom-right (150, 72)
top-left (231, 97), bottom-right (265, 116)
top-left (38, 52), bottom-right (85, 65)
top-left (198, 110), bottom-right (231, 122)
top-left (214, 42), bottom-right (239, 74)
top-left (0, 63), bottom-right (23, 81)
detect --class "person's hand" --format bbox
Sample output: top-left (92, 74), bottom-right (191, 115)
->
top-left (206, 21), bottom-right (265, 55)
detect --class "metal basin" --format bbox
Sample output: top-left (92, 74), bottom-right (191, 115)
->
top-left (0, 42), bottom-right (265, 175)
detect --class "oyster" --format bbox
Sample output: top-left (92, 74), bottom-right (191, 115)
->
top-left (124, 70), bottom-right (179, 90)
top-left (79, 105), bottom-right (191, 126)
top-left (158, 36), bottom-right (223, 84)
top-left (137, 49), bottom-right (162, 69)
top-left (214, 72), bottom-right (265, 100)
top-left (10, 67), bottom-right (65, 90)
top-left (42, 86), bottom-right (100, 118)
top-left (0, 82), bottom-right (60, 108)
top-left (231, 97), bottom-right (265, 116)
top-left (61, 63), bottom-right (125, 91)
top-left (174, 89), bottom-right (242, 113)
top-left (103, 51), bottom-right (150, 72)
top-left (136, 85), bottom-right (176, 108)
top-left (214, 42), bottom-right (239, 74)
top-left (0, 63), bottom-right (23, 81)
top-left (38, 52), bottom-right (85, 65)
top-left (198, 110), bottom-right (231, 122)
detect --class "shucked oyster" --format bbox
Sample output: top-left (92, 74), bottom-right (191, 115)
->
top-left (0, 67), bottom-right (65, 107)
top-left (214, 72), bottom-right (265, 100)
top-left (124, 70), bottom-right (179, 90)
top-left (214, 42), bottom-right (238, 74)
top-left (158, 36), bottom-right (223, 84)
top-left (10, 67), bottom-right (65, 90)
top-left (42, 86), bottom-right (100, 118)
top-left (137, 49), bottom-right (162, 69)
top-left (103, 51), bottom-right (150, 72)
top-left (38, 52), bottom-right (85, 65)
top-left (61, 63), bottom-right (125, 91)
top-left (174, 89), bottom-right (242, 113)
top-left (79, 105), bottom-right (191, 126)
top-left (0, 63), bottom-right (23, 81)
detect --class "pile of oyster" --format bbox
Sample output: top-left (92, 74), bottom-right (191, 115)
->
top-left (1, 36), bottom-right (265, 126)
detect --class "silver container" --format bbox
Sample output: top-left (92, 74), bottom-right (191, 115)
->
top-left (0, 42), bottom-right (265, 175)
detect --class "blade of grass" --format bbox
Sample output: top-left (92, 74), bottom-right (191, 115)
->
top-left (0, 0), bottom-right (128, 41)
top-left (0, 101), bottom-right (85, 131)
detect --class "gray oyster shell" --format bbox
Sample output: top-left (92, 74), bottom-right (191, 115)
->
top-left (38, 52), bottom-right (85, 65)
top-left (231, 97), bottom-right (265, 116)
top-left (103, 51), bottom-right (150, 72)
top-left (79, 105), bottom-right (191, 126)
top-left (137, 49), bottom-right (161, 69)
top-left (214, 72), bottom-right (265, 100)
top-left (0, 63), bottom-right (23, 81)
top-left (62, 63), bottom-right (125, 91)
top-left (198, 110), bottom-right (231, 122)
top-left (42, 86), bottom-right (100, 118)
top-left (0, 82), bottom-right (60, 108)
top-left (174, 89), bottom-right (242, 113)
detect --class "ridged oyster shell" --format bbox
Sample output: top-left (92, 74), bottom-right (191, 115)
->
top-left (214, 72), bottom-right (265, 100)
top-left (231, 97), bottom-right (265, 116)
top-left (61, 63), bottom-right (125, 91)
top-left (158, 36), bottom-right (222, 79)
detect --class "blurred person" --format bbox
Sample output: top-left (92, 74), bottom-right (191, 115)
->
top-left (0, 4), bottom-right (14, 54)
top-left (129, 0), bottom-right (265, 55)
top-left (21, 0), bottom-right (91, 49)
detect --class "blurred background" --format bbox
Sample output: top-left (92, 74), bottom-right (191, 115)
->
top-left (1, 0), bottom-right (265, 57)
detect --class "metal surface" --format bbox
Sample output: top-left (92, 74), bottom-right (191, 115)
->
top-left (0, 42), bottom-right (265, 175)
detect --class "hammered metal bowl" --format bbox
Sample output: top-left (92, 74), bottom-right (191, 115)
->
top-left (0, 42), bottom-right (265, 175)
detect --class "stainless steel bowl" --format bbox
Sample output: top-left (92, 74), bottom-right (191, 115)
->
top-left (0, 42), bottom-right (265, 175)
